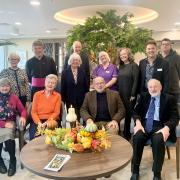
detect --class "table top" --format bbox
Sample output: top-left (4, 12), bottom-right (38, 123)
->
top-left (20, 135), bottom-right (132, 180)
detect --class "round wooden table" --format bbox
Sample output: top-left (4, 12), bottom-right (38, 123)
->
top-left (20, 135), bottom-right (132, 180)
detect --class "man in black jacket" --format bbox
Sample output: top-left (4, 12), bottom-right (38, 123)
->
top-left (139, 40), bottom-right (169, 94)
top-left (63, 41), bottom-right (90, 87)
top-left (130, 79), bottom-right (179, 180)
top-left (160, 38), bottom-right (180, 102)
top-left (25, 40), bottom-right (57, 100)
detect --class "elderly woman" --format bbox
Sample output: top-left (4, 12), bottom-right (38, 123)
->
top-left (92, 51), bottom-right (118, 90)
top-left (61, 52), bottom-right (89, 121)
top-left (0, 53), bottom-right (31, 107)
top-left (30, 74), bottom-right (61, 140)
top-left (0, 78), bottom-right (26, 176)
top-left (117, 48), bottom-right (139, 140)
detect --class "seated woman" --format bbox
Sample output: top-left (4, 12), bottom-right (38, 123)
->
top-left (30, 74), bottom-right (61, 140)
top-left (0, 78), bottom-right (26, 177)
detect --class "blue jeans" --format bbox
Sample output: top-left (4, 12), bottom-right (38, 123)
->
top-left (29, 122), bottom-right (38, 140)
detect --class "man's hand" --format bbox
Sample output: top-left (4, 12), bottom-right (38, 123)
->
top-left (19, 117), bottom-right (26, 127)
top-left (5, 121), bottom-right (14, 129)
top-left (130, 96), bottom-right (135, 102)
top-left (107, 120), bottom-right (118, 129)
top-left (87, 118), bottom-right (94, 124)
top-left (134, 119), bottom-right (145, 135)
top-left (156, 126), bottom-right (170, 142)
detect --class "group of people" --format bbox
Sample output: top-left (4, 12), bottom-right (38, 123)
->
top-left (0, 38), bottom-right (179, 180)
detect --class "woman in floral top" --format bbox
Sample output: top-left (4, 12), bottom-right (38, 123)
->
top-left (0, 53), bottom-right (31, 107)
top-left (0, 78), bottom-right (26, 176)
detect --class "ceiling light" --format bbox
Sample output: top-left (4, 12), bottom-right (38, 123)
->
top-left (10, 33), bottom-right (19, 36)
top-left (30, 1), bottom-right (40, 6)
top-left (14, 22), bottom-right (22, 26)
top-left (45, 30), bottom-right (51, 33)
top-left (174, 22), bottom-right (180, 26)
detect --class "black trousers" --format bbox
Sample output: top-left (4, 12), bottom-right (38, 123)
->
top-left (0, 140), bottom-right (16, 162)
top-left (121, 96), bottom-right (136, 140)
top-left (131, 130), bottom-right (165, 174)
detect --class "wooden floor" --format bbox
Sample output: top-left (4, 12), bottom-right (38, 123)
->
top-left (0, 141), bottom-right (178, 180)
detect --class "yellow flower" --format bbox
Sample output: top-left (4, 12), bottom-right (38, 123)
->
top-left (95, 130), bottom-right (107, 139)
top-left (81, 137), bottom-right (92, 149)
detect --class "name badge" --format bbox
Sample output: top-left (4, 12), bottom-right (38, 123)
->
top-left (157, 68), bottom-right (162, 71)
top-left (106, 70), bottom-right (110, 73)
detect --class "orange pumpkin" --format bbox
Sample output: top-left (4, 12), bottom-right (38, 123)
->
top-left (47, 120), bottom-right (58, 129)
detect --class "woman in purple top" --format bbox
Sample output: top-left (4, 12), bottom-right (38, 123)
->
top-left (92, 51), bottom-right (118, 90)
top-left (0, 78), bottom-right (26, 177)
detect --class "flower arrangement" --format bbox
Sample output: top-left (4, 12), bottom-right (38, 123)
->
top-left (37, 123), bottom-right (111, 153)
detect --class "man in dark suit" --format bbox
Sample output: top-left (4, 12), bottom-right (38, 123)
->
top-left (130, 79), bottom-right (179, 180)
top-left (63, 41), bottom-right (90, 87)
top-left (80, 77), bottom-right (125, 134)
top-left (139, 40), bottom-right (169, 94)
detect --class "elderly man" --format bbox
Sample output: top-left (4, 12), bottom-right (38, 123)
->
top-left (63, 41), bottom-right (90, 86)
top-left (130, 79), bottom-right (179, 180)
top-left (80, 77), bottom-right (125, 134)
top-left (25, 40), bottom-right (58, 100)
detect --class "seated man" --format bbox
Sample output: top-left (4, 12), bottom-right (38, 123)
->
top-left (131, 79), bottom-right (179, 180)
top-left (80, 76), bottom-right (125, 134)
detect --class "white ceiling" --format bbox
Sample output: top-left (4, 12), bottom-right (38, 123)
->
top-left (0, 0), bottom-right (180, 39)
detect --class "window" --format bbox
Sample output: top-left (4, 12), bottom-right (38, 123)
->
top-left (0, 46), bottom-right (6, 71)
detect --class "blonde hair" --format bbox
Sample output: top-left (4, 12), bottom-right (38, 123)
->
top-left (0, 78), bottom-right (11, 87)
top-left (68, 53), bottom-right (82, 66)
top-left (45, 74), bottom-right (58, 83)
top-left (98, 51), bottom-right (110, 64)
top-left (8, 53), bottom-right (20, 61)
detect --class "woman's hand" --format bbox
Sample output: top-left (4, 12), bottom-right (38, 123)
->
top-left (38, 121), bottom-right (47, 129)
top-left (5, 121), bottom-right (14, 129)
top-left (19, 117), bottom-right (26, 127)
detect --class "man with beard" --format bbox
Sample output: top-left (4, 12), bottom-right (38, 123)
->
top-left (130, 79), bottom-right (179, 180)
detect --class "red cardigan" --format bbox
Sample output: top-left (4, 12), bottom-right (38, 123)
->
top-left (0, 94), bottom-right (27, 128)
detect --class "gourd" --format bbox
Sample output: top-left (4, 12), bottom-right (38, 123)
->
top-left (66, 106), bottom-right (77, 122)
top-left (45, 136), bottom-right (52, 144)
top-left (85, 123), bottom-right (98, 133)
top-left (46, 119), bottom-right (58, 129)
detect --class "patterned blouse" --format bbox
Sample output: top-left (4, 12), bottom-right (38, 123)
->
top-left (0, 68), bottom-right (31, 102)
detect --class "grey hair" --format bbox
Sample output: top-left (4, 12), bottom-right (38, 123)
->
top-left (147, 79), bottom-right (162, 88)
top-left (72, 41), bottom-right (82, 50)
top-left (8, 53), bottom-right (20, 61)
top-left (98, 51), bottom-right (110, 64)
top-left (0, 78), bottom-right (11, 87)
top-left (68, 53), bottom-right (82, 66)
top-left (45, 74), bottom-right (58, 83)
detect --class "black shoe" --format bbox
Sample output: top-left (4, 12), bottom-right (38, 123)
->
top-left (153, 177), bottom-right (161, 180)
top-left (8, 159), bottom-right (16, 176)
top-left (130, 173), bottom-right (139, 180)
top-left (0, 158), bottom-right (7, 174)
